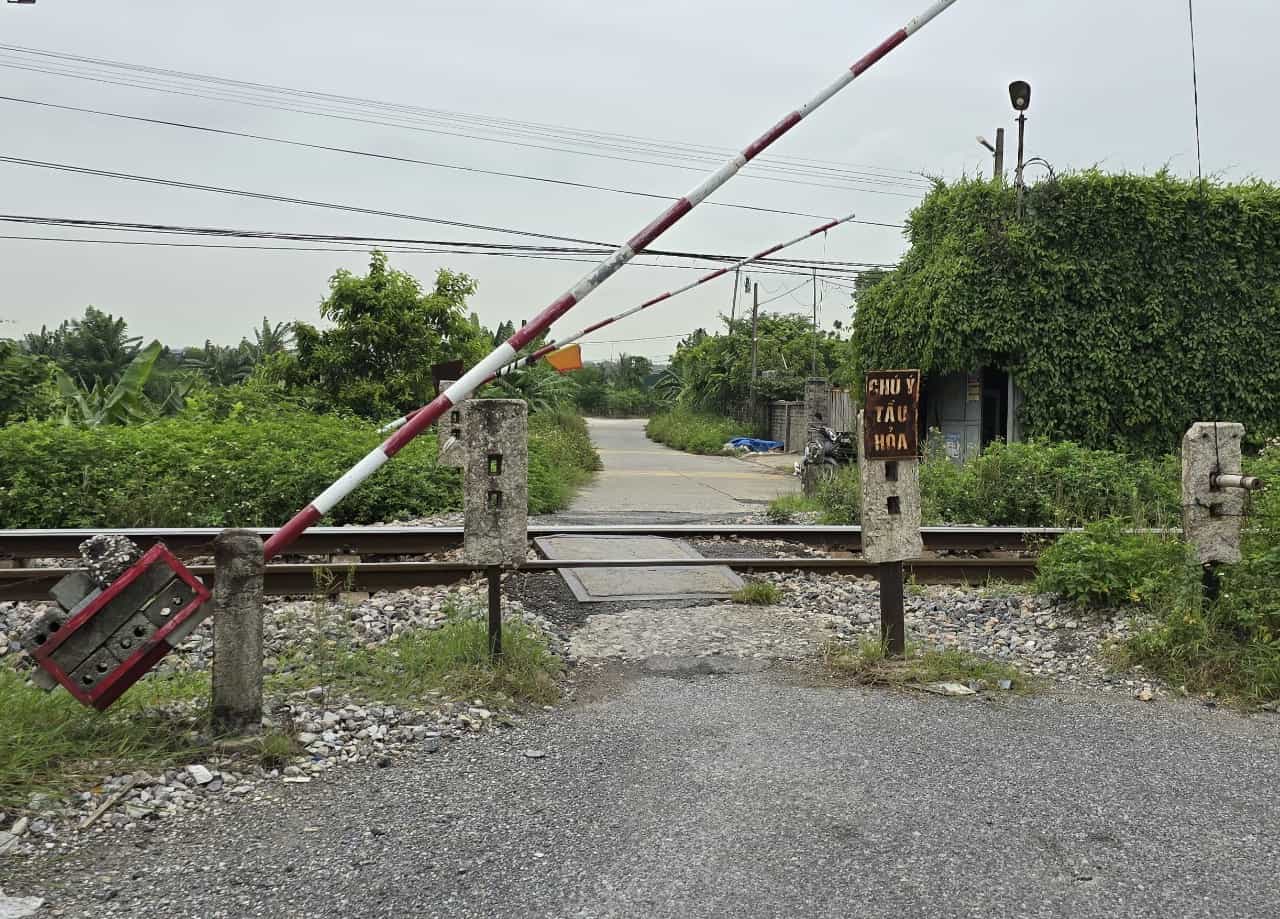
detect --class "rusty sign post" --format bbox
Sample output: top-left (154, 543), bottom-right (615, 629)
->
top-left (858, 370), bottom-right (923, 656)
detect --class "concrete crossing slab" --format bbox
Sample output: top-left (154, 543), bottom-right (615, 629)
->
top-left (533, 534), bottom-right (744, 603)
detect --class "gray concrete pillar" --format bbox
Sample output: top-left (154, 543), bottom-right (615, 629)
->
top-left (462, 400), bottom-right (528, 567)
top-left (211, 529), bottom-right (265, 736)
top-left (1182, 422), bottom-right (1248, 565)
top-left (856, 410), bottom-right (923, 565)
top-left (804, 377), bottom-right (832, 441)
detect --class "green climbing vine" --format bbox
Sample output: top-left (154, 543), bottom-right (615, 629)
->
top-left (850, 171), bottom-right (1280, 453)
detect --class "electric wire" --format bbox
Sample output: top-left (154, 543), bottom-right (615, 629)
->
top-left (0, 46), bottom-right (932, 197)
top-left (0, 95), bottom-right (910, 225)
top-left (0, 44), bottom-right (931, 184)
top-left (0, 213), bottom-right (899, 274)
top-left (0, 154), bottom-right (618, 246)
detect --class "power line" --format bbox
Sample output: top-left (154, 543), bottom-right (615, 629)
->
top-left (0, 95), bottom-right (898, 225)
top-left (0, 44), bottom-right (931, 184)
top-left (0, 46), bottom-right (932, 197)
top-left (757, 279), bottom-right (814, 308)
top-left (0, 154), bottom-right (615, 246)
top-left (0, 213), bottom-right (899, 274)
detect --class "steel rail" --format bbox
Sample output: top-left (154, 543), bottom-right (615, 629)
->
top-left (0, 525), bottom-right (1066, 560)
top-left (0, 557), bottom-right (1036, 602)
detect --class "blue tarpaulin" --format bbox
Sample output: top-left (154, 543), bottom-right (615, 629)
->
top-left (727, 437), bottom-right (783, 452)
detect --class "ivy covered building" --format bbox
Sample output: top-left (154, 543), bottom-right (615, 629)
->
top-left (849, 172), bottom-right (1280, 456)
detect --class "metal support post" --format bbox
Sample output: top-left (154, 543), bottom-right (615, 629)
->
top-left (878, 561), bottom-right (906, 655)
top-left (487, 565), bottom-right (502, 660)
top-left (993, 126), bottom-right (1005, 181)
top-left (1015, 112), bottom-right (1026, 218)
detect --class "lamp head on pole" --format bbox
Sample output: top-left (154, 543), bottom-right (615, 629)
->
top-left (1009, 80), bottom-right (1031, 112)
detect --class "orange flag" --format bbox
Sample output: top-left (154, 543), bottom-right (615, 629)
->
top-left (544, 344), bottom-right (583, 374)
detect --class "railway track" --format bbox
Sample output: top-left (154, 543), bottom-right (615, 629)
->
top-left (0, 525), bottom-right (1050, 601)
top-left (0, 524), bottom-right (1062, 560)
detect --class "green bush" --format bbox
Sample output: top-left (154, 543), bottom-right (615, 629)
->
top-left (0, 407), bottom-right (599, 527)
top-left (1035, 518), bottom-right (1195, 606)
top-left (851, 173), bottom-right (1280, 453)
top-left (645, 409), bottom-right (751, 455)
top-left (814, 465), bottom-right (861, 524)
top-left (527, 409), bottom-right (602, 511)
top-left (811, 439), bottom-right (1177, 528)
top-left (920, 440), bottom-right (1179, 527)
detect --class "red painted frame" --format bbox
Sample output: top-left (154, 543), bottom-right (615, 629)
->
top-left (32, 542), bottom-right (211, 710)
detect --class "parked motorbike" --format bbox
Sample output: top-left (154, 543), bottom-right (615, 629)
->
top-left (796, 425), bottom-right (856, 489)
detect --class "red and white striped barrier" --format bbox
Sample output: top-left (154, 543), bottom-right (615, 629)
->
top-left (378, 211), bottom-right (859, 435)
top-left (265, 0), bottom-right (963, 560)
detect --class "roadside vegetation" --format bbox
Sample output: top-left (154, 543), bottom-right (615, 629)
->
top-left (0, 252), bottom-right (606, 527)
top-left (731, 581), bottom-right (782, 605)
top-left (1033, 441), bottom-right (1280, 704)
top-left (273, 612), bottom-right (563, 710)
top-left (0, 666), bottom-right (211, 811)
top-left (825, 637), bottom-right (1030, 692)
top-left (1, 596), bottom-right (563, 811)
top-left (645, 408), bottom-right (747, 455)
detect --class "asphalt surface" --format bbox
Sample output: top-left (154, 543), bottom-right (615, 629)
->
top-left (564, 418), bottom-right (796, 519)
top-left (9, 668), bottom-right (1280, 918)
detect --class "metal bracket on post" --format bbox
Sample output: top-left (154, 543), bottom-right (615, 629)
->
top-left (1181, 422), bottom-right (1265, 602)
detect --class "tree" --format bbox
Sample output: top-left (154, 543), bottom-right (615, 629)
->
top-left (668, 312), bottom-right (846, 413)
top-left (287, 251), bottom-right (490, 418)
top-left (26, 307), bottom-right (142, 389)
top-left (0, 340), bottom-right (56, 425)
top-left (54, 340), bottom-right (172, 428)
top-left (245, 318), bottom-right (294, 363)
top-left (185, 339), bottom-right (254, 386)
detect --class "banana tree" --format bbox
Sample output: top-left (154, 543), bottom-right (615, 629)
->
top-left (55, 340), bottom-right (164, 428)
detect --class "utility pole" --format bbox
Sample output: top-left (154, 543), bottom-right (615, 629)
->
top-left (811, 268), bottom-right (819, 375)
top-left (749, 281), bottom-right (759, 408)
top-left (1014, 112), bottom-right (1026, 218)
top-left (993, 126), bottom-right (1005, 181)
top-left (730, 267), bottom-right (740, 324)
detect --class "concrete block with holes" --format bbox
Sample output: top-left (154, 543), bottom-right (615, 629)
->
top-left (1182, 422), bottom-right (1249, 565)
top-left (21, 542), bottom-right (211, 710)
top-left (856, 410), bottom-right (923, 564)
top-left (461, 399), bottom-right (528, 567)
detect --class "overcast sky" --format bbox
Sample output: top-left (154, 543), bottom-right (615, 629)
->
top-left (0, 0), bottom-right (1272, 362)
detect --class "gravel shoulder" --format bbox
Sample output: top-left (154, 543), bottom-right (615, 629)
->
top-left (6, 665), bottom-right (1279, 919)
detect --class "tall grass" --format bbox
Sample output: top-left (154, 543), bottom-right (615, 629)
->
top-left (645, 409), bottom-right (750, 455)
top-left (0, 668), bottom-right (210, 811)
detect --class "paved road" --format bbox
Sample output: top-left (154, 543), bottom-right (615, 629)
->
top-left (12, 667), bottom-right (1279, 918)
top-left (566, 418), bottom-right (797, 519)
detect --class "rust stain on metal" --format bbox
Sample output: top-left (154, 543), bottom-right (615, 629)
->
top-left (863, 369), bottom-right (921, 460)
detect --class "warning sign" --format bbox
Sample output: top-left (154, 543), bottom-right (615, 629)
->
top-left (863, 369), bottom-right (921, 460)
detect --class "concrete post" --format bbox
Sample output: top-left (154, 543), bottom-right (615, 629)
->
top-left (857, 410), bottom-right (922, 656)
top-left (1182, 422), bottom-right (1260, 572)
top-left (804, 377), bottom-right (832, 441)
top-left (462, 400), bottom-right (528, 660)
top-left (462, 400), bottom-right (528, 567)
top-left (211, 529), bottom-right (265, 736)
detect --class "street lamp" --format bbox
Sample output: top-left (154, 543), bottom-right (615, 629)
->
top-left (976, 130), bottom-right (1005, 181)
top-left (1009, 80), bottom-right (1031, 218)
